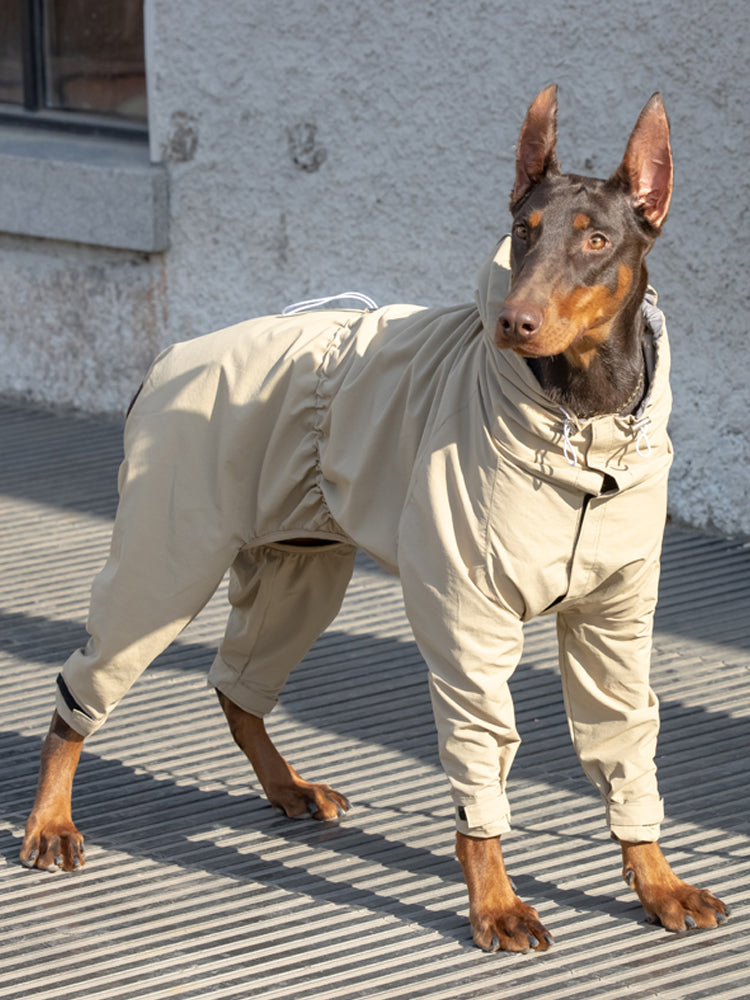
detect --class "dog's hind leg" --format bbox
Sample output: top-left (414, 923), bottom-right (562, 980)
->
top-left (209, 540), bottom-right (356, 820)
top-left (217, 694), bottom-right (350, 820)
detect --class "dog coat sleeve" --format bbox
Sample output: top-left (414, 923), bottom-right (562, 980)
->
top-left (398, 432), bottom-right (528, 839)
top-left (555, 533), bottom-right (666, 843)
top-left (55, 355), bottom-right (252, 736)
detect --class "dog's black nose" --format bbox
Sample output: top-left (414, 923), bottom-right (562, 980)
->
top-left (497, 302), bottom-right (544, 340)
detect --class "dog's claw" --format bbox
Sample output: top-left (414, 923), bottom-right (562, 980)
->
top-left (624, 868), bottom-right (635, 888)
top-left (527, 935), bottom-right (539, 949)
top-left (490, 936), bottom-right (499, 951)
top-left (684, 915), bottom-right (697, 930)
top-left (716, 911), bottom-right (727, 924)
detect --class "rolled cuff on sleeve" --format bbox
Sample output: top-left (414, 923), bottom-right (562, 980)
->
top-left (55, 673), bottom-right (106, 737)
top-left (453, 787), bottom-right (513, 838)
top-left (607, 796), bottom-right (664, 844)
top-left (207, 655), bottom-right (280, 717)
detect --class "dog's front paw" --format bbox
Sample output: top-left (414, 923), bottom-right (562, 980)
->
top-left (20, 811), bottom-right (85, 872)
top-left (626, 872), bottom-right (728, 931)
top-left (471, 898), bottom-right (554, 953)
top-left (621, 840), bottom-right (728, 932)
top-left (456, 832), bottom-right (553, 953)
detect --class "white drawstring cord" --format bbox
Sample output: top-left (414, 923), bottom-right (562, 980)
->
top-left (633, 415), bottom-right (653, 457)
top-left (559, 408), bottom-right (579, 468)
top-left (282, 291), bottom-right (378, 316)
top-left (560, 407), bottom-right (653, 467)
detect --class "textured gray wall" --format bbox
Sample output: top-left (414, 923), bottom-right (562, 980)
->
top-left (1, 0), bottom-right (748, 535)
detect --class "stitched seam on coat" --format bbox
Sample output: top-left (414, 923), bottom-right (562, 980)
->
top-left (310, 321), bottom-right (353, 532)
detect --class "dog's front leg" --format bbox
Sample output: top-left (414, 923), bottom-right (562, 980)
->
top-left (216, 691), bottom-right (350, 821)
top-left (620, 840), bottom-right (728, 931)
top-left (456, 832), bottom-right (553, 952)
top-left (20, 711), bottom-right (86, 871)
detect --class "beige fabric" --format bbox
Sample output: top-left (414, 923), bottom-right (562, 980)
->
top-left (209, 541), bottom-right (356, 716)
top-left (57, 238), bottom-right (673, 842)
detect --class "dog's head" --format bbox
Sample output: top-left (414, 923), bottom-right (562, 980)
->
top-left (495, 85), bottom-right (673, 368)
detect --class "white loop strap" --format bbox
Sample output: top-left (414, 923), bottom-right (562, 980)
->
top-left (282, 291), bottom-right (378, 316)
top-left (633, 415), bottom-right (653, 457)
top-left (559, 408), bottom-right (579, 468)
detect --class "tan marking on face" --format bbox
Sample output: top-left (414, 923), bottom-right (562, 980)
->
top-left (573, 213), bottom-right (590, 230)
top-left (501, 265), bottom-right (634, 365)
top-left (561, 264), bottom-right (634, 366)
top-left (529, 210), bottom-right (543, 228)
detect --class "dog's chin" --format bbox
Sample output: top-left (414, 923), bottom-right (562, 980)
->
top-left (494, 336), bottom-right (547, 358)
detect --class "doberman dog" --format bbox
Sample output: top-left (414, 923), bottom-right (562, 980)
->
top-left (21, 85), bottom-right (728, 953)
top-left (457, 85), bottom-right (728, 950)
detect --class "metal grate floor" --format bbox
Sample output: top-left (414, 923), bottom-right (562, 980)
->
top-left (1, 399), bottom-right (749, 999)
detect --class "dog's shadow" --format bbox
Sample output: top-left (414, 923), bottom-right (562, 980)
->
top-left (2, 740), bottom-right (633, 950)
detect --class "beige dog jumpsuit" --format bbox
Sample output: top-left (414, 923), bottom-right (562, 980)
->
top-left (56, 238), bottom-right (673, 842)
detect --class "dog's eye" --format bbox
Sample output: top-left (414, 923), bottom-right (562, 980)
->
top-left (513, 222), bottom-right (529, 240)
top-left (587, 233), bottom-right (609, 251)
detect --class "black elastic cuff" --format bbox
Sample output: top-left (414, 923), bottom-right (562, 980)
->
top-left (56, 674), bottom-right (94, 719)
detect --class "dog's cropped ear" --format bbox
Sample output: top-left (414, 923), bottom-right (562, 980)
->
top-left (510, 84), bottom-right (560, 207)
top-left (611, 93), bottom-right (673, 232)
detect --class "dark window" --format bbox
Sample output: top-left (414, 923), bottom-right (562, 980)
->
top-left (0, 0), bottom-right (147, 134)
top-left (0, 3), bottom-right (25, 106)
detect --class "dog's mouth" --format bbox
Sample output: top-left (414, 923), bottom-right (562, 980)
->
top-left (494, 319), bottom-right (576, 359)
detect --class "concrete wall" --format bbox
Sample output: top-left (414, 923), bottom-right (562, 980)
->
top-left (1, 0), bottom-right (748, 537)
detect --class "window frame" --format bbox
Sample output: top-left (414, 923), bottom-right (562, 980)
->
top-left (0, 1), bottom-right (167, 252)
top-left (0, 0), bottom-right (148, 141)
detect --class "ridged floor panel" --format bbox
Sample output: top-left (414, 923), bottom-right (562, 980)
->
top-left (1, 401), bottom-right (748, 999)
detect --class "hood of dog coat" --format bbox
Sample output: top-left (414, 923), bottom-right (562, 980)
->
top-left (471, 236), bottom-right (674, 497)
top-left (475, 234), bottom-right (514, 348)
